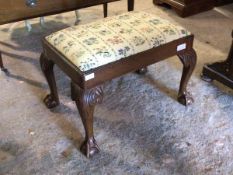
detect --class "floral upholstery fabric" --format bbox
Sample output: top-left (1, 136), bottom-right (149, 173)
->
top-left (46, 11), bottom-right (191, 72)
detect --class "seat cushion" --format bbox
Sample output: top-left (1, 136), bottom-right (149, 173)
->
top-left (46, 11), bottom-right (191, 72)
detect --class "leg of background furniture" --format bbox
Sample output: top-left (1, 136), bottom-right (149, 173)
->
top-left (75, 10), bottom-right (81, 25)
top-left (201, 71), bottom-right (214, 82)
top-left (0, 51), bottom-right (8, 73)
top-left (136, 67), bottom-right (148, 75)
top-left (40, 53), bottom-right (59, 108)
top-left (201, 31), bottom-right (233, 88)
top-left (25, 20), bottom-right (32, 32)
top-left (177, 49), bottom-right (197, 106)
top-left (103, 3), bottom-right (108, 18)
top-left (0, 52), bottom-right (3, 69)
top-left (39, 17), bottom-right (45, 27)
top-left (71, 82), bottom-right (103, 158)
top-left (153, 0), bottom-right (163, 5)
top-left (128, 0), bottom-right (134, 11)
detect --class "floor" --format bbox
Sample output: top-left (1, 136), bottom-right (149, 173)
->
top-left (0, 1), bottom-right (233, 175)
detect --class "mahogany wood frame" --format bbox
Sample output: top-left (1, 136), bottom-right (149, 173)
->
top-left (215, 0), bottom-right (233, 6)
top-left (40, 34), bottom-right (197, 158)
top-left (0, 0), bottom-right (134, 72)
top-left (153, 0), bottom-right (233, 18)
top-left (201, 31), bottom-right (233, 89)
top-left (153, 0), bottom-right (215, 17)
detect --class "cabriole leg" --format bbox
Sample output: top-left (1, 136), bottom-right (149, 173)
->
top-left (40, 53), bottom-right (59, 108)
top-left (71, 82), bottom-right (104, 158)
top-left (177, 49), bottom-right (197, 106)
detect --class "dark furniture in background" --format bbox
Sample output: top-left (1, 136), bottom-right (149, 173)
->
top-left (216, 0), bottom-right (233, 6)
top-left (201, 31), bottom-right (233, 89)
top-left (153, 0), bottom-right (233, 17)
top-left (0, 0), bottom-right (134, 72)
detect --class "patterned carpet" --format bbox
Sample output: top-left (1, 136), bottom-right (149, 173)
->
top-left (0, 1), bottom-right (233, 174)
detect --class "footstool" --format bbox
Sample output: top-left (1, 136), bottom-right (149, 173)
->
top-left (40, 11), bottom-right (197, 158)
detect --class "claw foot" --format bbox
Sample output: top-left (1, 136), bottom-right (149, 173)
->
top-left (201, 74), bottom-right (213, 82)
top-left (43, 94), bottom-right (59, 109)
top-left (74, 10), bottom-right (81, 25)
top-left (75, 19), bottom-right (81, 25)
top-left (1, 67), bottom-right (9, 74)
top-left (80, 137), bottom-right (100, 158)
top-left (136, 67), bottom-right (148, 75)
top-left (178, 91), bottom-right (194, 106)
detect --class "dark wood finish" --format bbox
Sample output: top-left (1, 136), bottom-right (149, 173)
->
top-left (215, 0), bottom-right (233, 6)
top-left (0, 51), bottom-right (2, 69)
top-left (0, 51), bottom-right (7, 73)
top-left (0, 0), bottom-right (121, 25)
top-left (128, 0), bottom-right (134, 11)
top-left (41, 33), bottom-right (196, 157)
top-left (136, 67), bottom-right (148, 75)
top-left (0, 51), bottom-right (5, 72)
top-left (102, 0), bottom-right (135, 18)
top-left (103, 3), bottom-right (108, 18)
top-left (0, 51), bottom-right (4, 70)
top-left (42, 35), bottom-right (195, 90)
top-left (201, 31), bottom-right (233, 89)
top-left (71, 82), bottom-right (103, 158)
top-left (0, 0), bottom-right (135, 72)
top-left (177, 49), bottom-right (197, 105)
top-left (40, 53), bottom-right (60, 108)
top-left (153, 0), bottom-right (215, 17)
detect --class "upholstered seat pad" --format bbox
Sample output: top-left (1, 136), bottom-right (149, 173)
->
top-left (46, 11), bottom-right (191, 72)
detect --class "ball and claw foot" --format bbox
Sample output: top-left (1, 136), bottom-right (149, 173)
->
top-left (80, 137), bottom-right (100, 158)
top-left (178, 91), bottom-right (194, 106)
top-left (136, 67), bottom-right (148, 75)
top-left (43, 94), bottom-right (59, 109)
top-left (201, 74), bottom-right (213, 82)
top-left (75, 19), bottom-right (81, 25)
top-left (1, 67), bottom-right (8, 74)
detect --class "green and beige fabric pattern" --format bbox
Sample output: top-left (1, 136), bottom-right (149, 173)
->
top-left (46, 11), bottom-right (191, 72)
